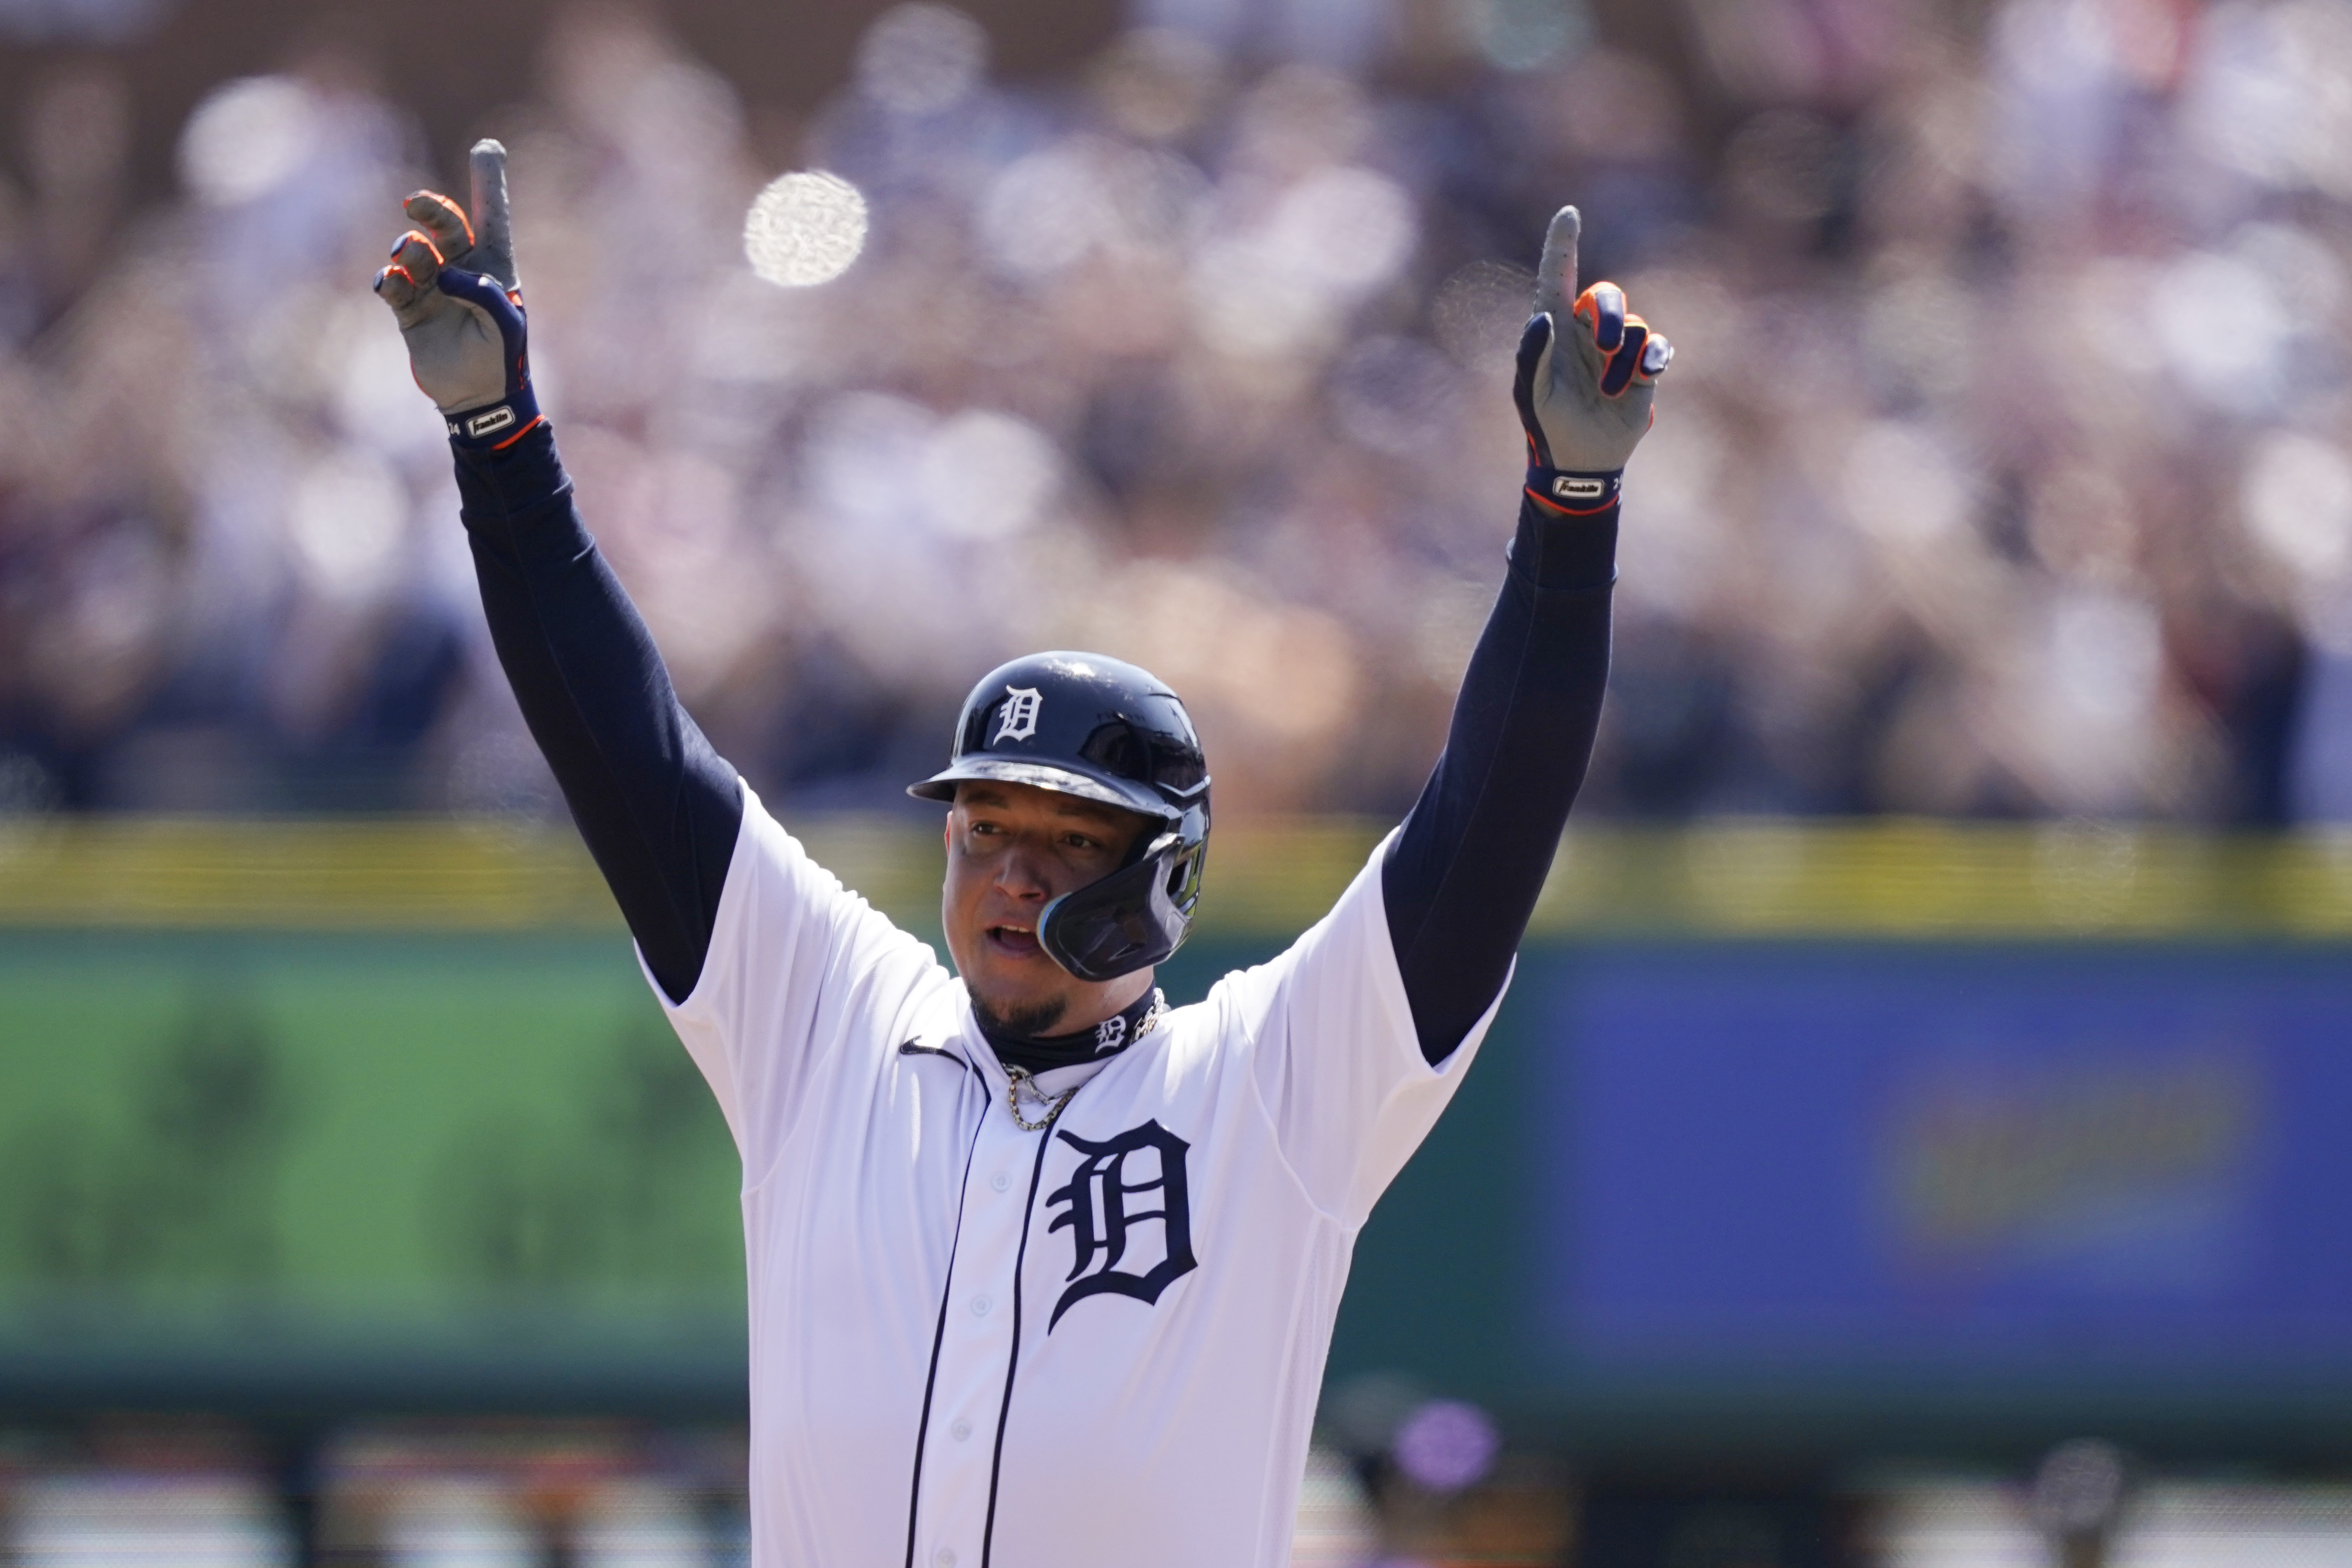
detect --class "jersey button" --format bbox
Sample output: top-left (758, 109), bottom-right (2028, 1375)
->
top-left (936, 1550), bottom-right (956, 1568)
top-left (950, 1418), bottom-right (971, 1441)
top-left (970, 1294), bottom-right (991, 1317)
top-left (990, 1171), bottom-right (1010, 1192)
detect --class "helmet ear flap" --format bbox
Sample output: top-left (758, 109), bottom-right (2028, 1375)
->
top-left (1038, 828), bottom-right (1205, 983)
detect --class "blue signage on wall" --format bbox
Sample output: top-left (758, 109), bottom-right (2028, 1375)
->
top-left (1533, 947), bottom-right (2352, 1375)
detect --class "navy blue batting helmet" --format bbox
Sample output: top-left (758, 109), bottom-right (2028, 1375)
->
top-left (910, 651), bottom-right (1210, 982)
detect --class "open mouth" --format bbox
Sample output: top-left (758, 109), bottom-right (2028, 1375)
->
top-left (987, 924), bottom-right (1042, 958)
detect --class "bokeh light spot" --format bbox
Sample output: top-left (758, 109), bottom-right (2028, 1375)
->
top-left (1392, 1398), bottom-right (1499, 1494)
top-left (1469, 0), bottom-right (1591, 70)
top-left (743, 172), bottom-right (869, 288)
top-left (177, 76), bottom-right (314, 205)
top-left (856, 3), bottom-right (988, 116)
top-left (2245, 433), bottom-right (2352, 582)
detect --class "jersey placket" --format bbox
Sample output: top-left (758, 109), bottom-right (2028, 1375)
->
top-left (907, 1068), bottom-right (1059, 1568)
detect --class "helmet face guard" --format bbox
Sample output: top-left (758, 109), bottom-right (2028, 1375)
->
top-left (910, 651), bottom-right (1211, 983)
top-left (1040, 807), bottom-right (1209, 983)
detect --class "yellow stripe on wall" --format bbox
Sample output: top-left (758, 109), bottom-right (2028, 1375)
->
top-left (0, 818), bottom-right (620, 931)
top-left (4, 816), bottom-right (2352, 939)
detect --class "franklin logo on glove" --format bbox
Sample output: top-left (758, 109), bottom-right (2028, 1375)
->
top-left (459, 407), bottom-right (516, 440)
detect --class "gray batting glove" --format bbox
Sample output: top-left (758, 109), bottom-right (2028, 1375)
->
top-left (1512, 206), bottom-right (1671, 513)
top-left (372, 140), bottom-right (541, 449)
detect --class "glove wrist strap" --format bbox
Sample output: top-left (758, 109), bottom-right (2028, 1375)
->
top-left (445, 385), bottom-right (542, 451)
top-left (1524, 465), bottom-right (1622, 517)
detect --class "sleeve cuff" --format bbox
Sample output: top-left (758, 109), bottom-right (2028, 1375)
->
top-left (452, 418), bottom-right (567, 521)
top-left (1509, 488), bottom-right (1619, 592)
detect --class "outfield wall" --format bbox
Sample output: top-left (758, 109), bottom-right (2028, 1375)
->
top-left (6, 818), bottom-right (2352, 1463)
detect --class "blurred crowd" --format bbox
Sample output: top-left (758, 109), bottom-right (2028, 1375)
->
top-left (10, 1417), bottom-right (2352, 1565)
top-left (0, 1420), bottom-right (752, 1564)
top-left (0, 1417), bottom-right (1459, 1566)
top-left (6, 0), bottom-right (2352, 822)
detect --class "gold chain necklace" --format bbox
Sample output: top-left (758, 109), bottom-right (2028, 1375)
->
top-left (1004, 1067), bottom-right (1075, 1132)
top-left (1002, 990), bottom-right (1165, 1133)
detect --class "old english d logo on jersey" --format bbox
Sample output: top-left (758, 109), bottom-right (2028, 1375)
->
top-left (994, 686), bottom-right (1043, 742)
top-left (1044, 1120), bottom-right (1197, 1330)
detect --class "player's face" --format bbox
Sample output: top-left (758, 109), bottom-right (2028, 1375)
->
top-left (943, 781), bottom-right (1158, 1036)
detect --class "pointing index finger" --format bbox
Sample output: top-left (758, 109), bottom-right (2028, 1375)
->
top-left (470, 138), bottom-right (516, 289)
top-left (1532, 205), bottom-right (1581, 324)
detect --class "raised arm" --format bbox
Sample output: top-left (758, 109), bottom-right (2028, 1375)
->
top-left (375, 142), bottom-right (742, 1003)
top-left (1383, 206), bottom-right (1671, 1064)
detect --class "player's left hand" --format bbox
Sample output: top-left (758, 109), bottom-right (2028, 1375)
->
top-left (373, 139), bottom-right (541, 450)
top-left (1513, 206), bottom-right (1671, 511)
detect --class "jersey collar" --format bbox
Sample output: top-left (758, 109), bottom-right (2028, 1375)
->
top-left (973, 985), bottom-right (1164, 1078)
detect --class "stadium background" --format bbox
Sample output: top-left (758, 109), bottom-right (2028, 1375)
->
top-left (7, 0), bottom-right (2352, 1558)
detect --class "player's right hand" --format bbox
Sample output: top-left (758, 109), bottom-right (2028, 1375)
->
top-left (1512, 206), bottom-right (1671, 512)
top-left (374, 138), bottom-right (541, 450)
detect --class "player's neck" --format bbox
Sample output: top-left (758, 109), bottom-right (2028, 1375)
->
top-left (1056, 970), bottom-right (1154, 1038)
top-left (972, 968), bottom-right (1151, 1041)
top-left (975, 975), bottom-right (1160, 1075)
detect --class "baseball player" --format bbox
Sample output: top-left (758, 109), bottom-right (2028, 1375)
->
top-left (375, 140), bottom-right (1667, 1566)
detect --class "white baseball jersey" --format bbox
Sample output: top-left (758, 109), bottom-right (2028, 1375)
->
top-left (651, 785), bottom-right (1503, 1568)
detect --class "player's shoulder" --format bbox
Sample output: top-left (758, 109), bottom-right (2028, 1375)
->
top-left (1182, 852), bottom-right (1397, 1032)
top-left (735, 785), bottom-right (824, 881)
top-left (1161, 978), bottom-right (1273, 1062)
top-left (734, 787), bottom-right (933, 947)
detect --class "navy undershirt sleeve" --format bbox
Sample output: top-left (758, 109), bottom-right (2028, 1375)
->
top-left (452, 423), bottom-right (743, 1004)
top-left (1382, 495), bottom-right (1617, 1065)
